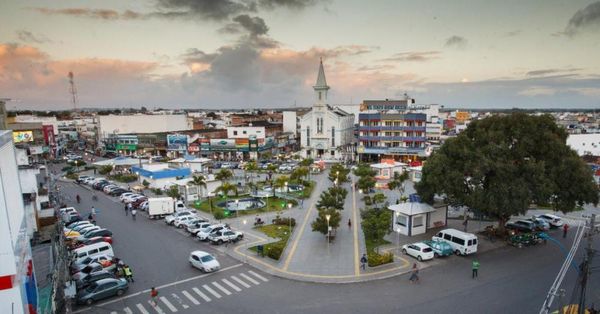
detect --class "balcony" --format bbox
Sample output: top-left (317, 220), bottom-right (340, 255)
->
top-left (360, 146), bottom-right (426, 155)
top-left (358, 136), bottom-right (427, 142)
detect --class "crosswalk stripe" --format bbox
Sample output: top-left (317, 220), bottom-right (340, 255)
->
top-left (110, 312), bottom-right (118, 314)
top-left (202, 284), bottom-right (222, 299)
top-left (192, 287), bottom-right (211, 302)
top-left (124, 307), bottom-right (133, 314)
top-left (159, 296), bottom-right (178, 312)
top-left (240, 273), bottom-right (260, 285)
top-left (147, 301), bottom-right (165, 314)
top-left (248, 270), bottom-right (269, 282)
top-left (212, 281), bottom-right (232, 295)
top-left (231, 275), bottom-right (251, 288)
top-left (181, 290), bottom-right (199, 305)
top-left (222, 278), bottom-right (242, 292)
top-left (171, 293), bottom-right (189, 309)
top-left (136, 303), bottom-right (150, 314)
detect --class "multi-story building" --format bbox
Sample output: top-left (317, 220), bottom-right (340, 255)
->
top-left (96, 114), bottom-right (192, 144)
top-left (357, 98), bottom-right (427, 162)
top-left (0, 130), bottom-right (38, 314)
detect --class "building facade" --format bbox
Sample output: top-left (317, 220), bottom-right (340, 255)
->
top-left (300, 60), bottom-right (355, 161)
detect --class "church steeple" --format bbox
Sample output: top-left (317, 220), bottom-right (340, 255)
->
top-left (313, 58), bottom-right (329, 105)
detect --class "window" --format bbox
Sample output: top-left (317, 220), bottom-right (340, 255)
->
top-left (396, 215), bottom-right (407, 226)
top-left (331, 127), bottom-right (335, 146)
top-left (472, 239), bottom-right (477, 246)
top-left (306, 127), bottom-right (310, 146)
top-left (331, 150), bottom-right (335, 156)
top-left (319, 92), bottom-right (322, 100)
top-left (99, 246), bottom-right (108, 252)
top-left (233, 131), bottom-right (238, 135)
top-left (452, 236), bottom-right (465, 246)
top-left (443, 233), bottom-right (452, 241)
top-left (413, 216), bottom-right (423, 227)
top-left (243, 131), bottom-right (247, 135)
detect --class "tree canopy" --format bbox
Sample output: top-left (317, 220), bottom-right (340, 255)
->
top-left (311, 207), bottom-right (341, 235)
top-left (416, 113), bottom-right (598, 226)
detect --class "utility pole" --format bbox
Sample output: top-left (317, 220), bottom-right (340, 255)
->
top-left (68, 71), bottom-right (79, 112)
top-left (577, 214), bottom-right (596, 314)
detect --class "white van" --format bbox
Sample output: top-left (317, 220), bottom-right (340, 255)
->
top-left (71, 242), bottom-right (114, 264)
top-left (432, 228), bottom-right (478, 256)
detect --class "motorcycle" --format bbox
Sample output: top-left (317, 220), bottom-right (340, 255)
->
top-left (254, 218), bottom-right (265, 226)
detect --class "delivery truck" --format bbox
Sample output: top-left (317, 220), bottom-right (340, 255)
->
top-left (148, 197), bottom-right (187, 219)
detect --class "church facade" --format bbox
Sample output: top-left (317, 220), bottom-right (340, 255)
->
top-left (300, 60), bottom-right (355, 161)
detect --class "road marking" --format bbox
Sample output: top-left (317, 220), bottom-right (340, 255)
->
top-left (248, 270), bottom-right (269, 282)
top-left (202, 284), bottom-right (222, 299)
top-left (110, 312), bottom-right (117, 314)
top-left (221, 278), bottom-right (241, 292)
top-left (231, 275), bottom-right (251, 288)
top-left (240, 273), bottom-right (260, 285)
top-left (159, 296), bottom-right (178, 312)
top-left (212, 282), bottom-right (231, 295)
top-left (124, 307), bottom-right (133, 314)
top-left (136, 303), bottom-right (150, 314)
top-left (181, 290), bottom-right (199, 305)
top-left (352, 178), bottom-right (360, 276)
top-left (171, 293), bottom-right (188, 309)
top-left (192, 287), bottom-right (211, 302)
top-left (147, 300), bottom-right (165, 314)
top-left (71, 263), bottom-right (243, 313)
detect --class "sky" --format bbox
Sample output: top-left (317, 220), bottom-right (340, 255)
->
top-left (0, 0), bottom-right (599, 110)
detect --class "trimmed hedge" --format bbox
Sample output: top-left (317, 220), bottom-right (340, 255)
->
top-left (368, 251), bottom-right (394, 267)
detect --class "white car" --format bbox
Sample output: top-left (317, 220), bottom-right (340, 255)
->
top-left (189, 251), bottom-right (220, 273)
top-left (173, 216), bottom-right (199, 229)
top-left (59, 207), bottom-right (77, 215)
top-left (187, 222), bottom-right (212, 235)
top-left (119, 192), bottom-right (136, 202)
top-left (197, 224), bottom-right (227, 241)
top-left (165, 211), bottom-right (195, 225)
top-left (103, 185), bottom-right (118, 193)
top-left (181, 218), bottom-right (209, 230)
top-left (534, 214), bottom-right (564, 228)
top-left (122, 194), bottom-right (141, 203)
top-left (402, 242), bottom-right (434, 261)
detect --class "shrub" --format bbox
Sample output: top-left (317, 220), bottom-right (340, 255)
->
top-left (65, 171), bottom-right (78, 180)
top-left (98, 165), bottom-right (113, 175)
top-left (272, 217), bottom-right (296, 227)
top-left (213, 210), bottom-right (226, 220)
top-left (61, 166), bottom-right (74, 172)
top-left (142, 180), bottom-right (150, 188)
top-left (84, 166), bottom-right (96, 171)
top-left (111, 174), bottom-right (138, 183)
top-left (367, 251), bottom-right (394, 267)
top-left (265, 243), bottom-right (284, 260)
top-left (152, 188), bottom-right (163, 195)
top-left (67, 160), bottom-right (86, 167)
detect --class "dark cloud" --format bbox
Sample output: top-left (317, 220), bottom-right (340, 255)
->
top-left (526, 68), bottom-right (582, 77)
top-left (258, 0), bottom-right (321, 10)
top-left (32, 7), bottom-right (143, 20)
top-left (444, 35), bottom-right (467, 48)
top-left (16, 30), bottom-right (52, 44)
top-left (220, 14), bottom-right (269, 36)
top-left (505, 30), bottom-right (521, 37)
top-left (154, 0), bottom-right (255, 21)
top-left (564, 1), bottom-right (600, 36)
top-left (181, 48), bottom-right (218, 64)
top-left (381, 51), bottom-right (441, 62)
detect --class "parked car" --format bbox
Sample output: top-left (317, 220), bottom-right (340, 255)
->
top-left (197, 224), bottom-right (227, 241)
top-left (76, 270), bottom-right (115, 290)
top-left (187, 222), bottom-right (212, 235)
top-left (77, 229), bottom-right (113, 241)
top-left (71, 254), bottom-right (113, 274)
top-left (401, 242), bottom-right (434, 261)
top-left (181, 217), bottom-right (209, 230)
top-left (189, 251), bottom-right (220, 273)
top-left (109, 188), bottom-right (128, 196)
top-left (70, 237), bottom-right (113, 250)
top-left (119, 192), bottom-right (136, 202)
top-left (165, 211), bottom-right (196, 225)
top-left (103, 185), bottom-right (119, 193)
top-left (121, 193), bottom-right (140, 203)
top-left (208, 230), bottom-right (244, 244)
top-left (422, 240), bottom-right (454, 257)
top-left (505, 220), bottom-right (536, 233)
top-left (76, 278), bottom-right (128, 305)
top-left (534, 214), bottom-right (564, 228)
top-left (526, 217), bottom-right (550, 231)
top-left (64, 221), bottom-right (92, 232)
top-left (76, 175), bottom-right (90, 184)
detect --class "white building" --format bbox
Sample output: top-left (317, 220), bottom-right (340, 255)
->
top-left (567, 133), bottom-right (600, 156)
top-left (97, 114), bottom-right (192, 142)
top-left (300, 60), bottom-right (355, 160)
top-left (227, 126), bottom-right (266, 139)
top-left (282, 111), bottom-right (297, 135)
top-left (0, 130), bottom-right (37, 313)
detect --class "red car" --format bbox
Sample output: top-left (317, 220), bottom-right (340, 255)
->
top-left (70, 236), bottom-right (113, 250)
top-left (132, 197), bottom-right (147, 209)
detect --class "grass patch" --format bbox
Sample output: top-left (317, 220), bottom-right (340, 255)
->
top-left (249, 224), bottom-right (293, 260)
top-left (363, 228), bottom-right (393, 268)
top-left (193, 195), bottom-right (296, 220)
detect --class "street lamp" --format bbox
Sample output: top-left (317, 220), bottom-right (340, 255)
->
top-left (235, 199), bottom-right (239, 219)
top-left (325, 214), bottom-right (331, 251)
top-left (395, 212), bottom-right (401, 252)
top-left (285, 181), bottom-right (288, 193)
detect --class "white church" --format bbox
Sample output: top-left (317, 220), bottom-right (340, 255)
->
top-left (300, 59), bottom-right (355, 161)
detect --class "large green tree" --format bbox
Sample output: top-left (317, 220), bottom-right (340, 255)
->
top-left (416, 113), bottom-right (599, 230)
top-left (215, 168), bottom-right (233, 182)
top-left (188, 175), bottom-right (207, 199)
top-left (361, 207), bottom-right (392, 244)
top-left (311, 207), bottom-right (341, 236)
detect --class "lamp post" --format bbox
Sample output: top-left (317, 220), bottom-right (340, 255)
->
top-left (287, 202), bottom-right (293, 232)
top-left (74, 160), bottom-right (78, 172)
top-left (242, 219), bottom-right (247, 262)
top-left (325, 214), bottom-right (331, 251)
top-left (395, 211), bottom-right (401, 252)
top-left (285, 181), bottom-right (288, 194)
top-left (235, 199), bottom-right (239, 220)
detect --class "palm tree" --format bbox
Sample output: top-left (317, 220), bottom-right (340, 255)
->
top-left (299, 158), bottom-right (314, 167)
top-left (245, 161), bottom-right (258, 182)
top-left (188, 175), bottom-right (207, 199)
top-left (216, 168), bottom-right (233, 183)
top-left (387, 171), bottom-right (409, 199)
top-left (215, 182), bottom-right (238, 197)
top-left (274, 175), bottom-right (290, 194)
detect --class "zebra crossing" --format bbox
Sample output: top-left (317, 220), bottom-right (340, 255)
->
top-left (109, 270), bottom-right (269, 314)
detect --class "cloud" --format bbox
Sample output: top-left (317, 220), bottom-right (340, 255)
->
top-left (517, 86), bottom-right (557, 96)
top-left (16, 30), bottom-right (52, 44)
top-left (444, 35), bottom-right (467, 48)
top-left (32, 7), bottom-right (143, 20)
top-left (380, 51), bottom-right (441, 62)
top-left (525, 68), bottom-right (582, 77)
top-left (220, 14), bottom-right (269, 36)
top-left (505, 30), bottom-right (521, 37)
top-left (154, 0), bottom-right (255, 21)
top-left (564, 1), bottom-right (600, 36)
top-left (258, 0), bottom-right (321, 10)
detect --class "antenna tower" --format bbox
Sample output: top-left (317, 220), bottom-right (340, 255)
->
top-left (68, 71), bottom-right (79, 112)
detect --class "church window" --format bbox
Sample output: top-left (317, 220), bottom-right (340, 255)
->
top-left (307, 127), bottom-right (310, 146)
top-left (331, 127), bottom-right (335, 147)
top-left (319, 92), bottom-right (322, 100)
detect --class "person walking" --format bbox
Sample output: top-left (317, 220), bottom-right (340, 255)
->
top-left (563, 223), bottom-right (569, 238)
top-left (76, 194), bottom-right (80, 204)
top-left (463, 216), bottom-right (469, 232)
top-left (131, 208), bottom-right (137, 221)
top-left (409, 263), bottom-right (419, 284)
top-left (360, 254), bottom-right (367, 270)
top-left (150, 287), bottom-right (159, 307)
top-left (472, 259), bottom-right (480, 279)
top-left (124, 204), bottom-right (129, 216)
top-left (348, 218), bottom-right (352, 229)
top-left (123, 265), bottom-right (134, 282)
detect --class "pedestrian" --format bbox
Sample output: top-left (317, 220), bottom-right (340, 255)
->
top-left (123, 265), bottom-right (134, 282)
top-left (131, 209), bottom-right (137, 221)
top-left (150, 287), bottom-right (158, 306)
top-left (409, 263), bottom-right (419, 283)
top-left (360, 253), bottom-right (367, 270)
top-left (472, 259), bottom-right (480, 278)
top-left (563, 223), bottom-right (569, 238)
top-left (124, 204), bottom-right (129, 216)
top-left (88, 213), bottom-right (96, 225)
top-left (463, 216), bottom-right (469, 232)
top-left (348, 218), bottom-right (352, 229)
top-left (76, 194), bottom-right (80, 204)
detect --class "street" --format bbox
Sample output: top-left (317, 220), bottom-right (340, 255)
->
top-left (58, 176), bottom-right (600, 314)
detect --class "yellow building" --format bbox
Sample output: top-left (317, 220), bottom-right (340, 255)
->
top-left (455, 111), bottom-right (470, 123)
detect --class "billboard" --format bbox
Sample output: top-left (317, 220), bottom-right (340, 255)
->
top-left (210, 139), bottom-right (236, 151)
top-left (167, 134), bottom-right (188, 151)
top-left (13, 131), bottom-right (33, 143)
top-left (42, 125), bottom-right (55, 146)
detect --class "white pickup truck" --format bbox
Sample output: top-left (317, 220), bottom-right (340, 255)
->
top-left (208, 230), bottom-right (244, 245)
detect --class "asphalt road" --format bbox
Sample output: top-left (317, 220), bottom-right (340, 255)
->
top-left (55, 166), bottom-right (600, 313)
